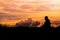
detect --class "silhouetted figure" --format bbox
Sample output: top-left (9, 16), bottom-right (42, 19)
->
top-left (43, 16), bottom-right (51, 28)
top-left (41, 16), bottom-right (51, 32)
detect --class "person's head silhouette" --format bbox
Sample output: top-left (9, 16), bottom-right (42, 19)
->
top-left (45, 16), bottom-right (48, 20)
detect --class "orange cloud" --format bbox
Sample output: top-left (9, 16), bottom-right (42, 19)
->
top-left (0, 0), bottom-right (60, 26)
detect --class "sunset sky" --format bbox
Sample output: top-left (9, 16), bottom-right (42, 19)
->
top-left (0, 0), bottom-right (60, 27)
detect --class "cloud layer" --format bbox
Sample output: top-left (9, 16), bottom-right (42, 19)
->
top-left (0, 13), bottom-right (22, 20)
top-left (0, 0), bottom-right (60, 13)
top-left (0, 0), bottom-right (60, 26)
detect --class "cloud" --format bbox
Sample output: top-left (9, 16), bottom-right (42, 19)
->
top-left (52, 21), bottom-right (60, 25)
top-left (0, 0), bottom-right (60, 19)
top-left (0, 0), bottom-right (53, 13)
top-left (4, 7), bottom-right (24, 12)
top-left (0, 13), bottom-right (21, 20)
top-left (21, 4), bottom-right (32, 9)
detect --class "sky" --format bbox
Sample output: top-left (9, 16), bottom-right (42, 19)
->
top-left (0, 0), bottom-right (60, 27)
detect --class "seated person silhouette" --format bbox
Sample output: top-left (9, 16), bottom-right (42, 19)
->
top-left (43, 16), bottom-right (51, 28)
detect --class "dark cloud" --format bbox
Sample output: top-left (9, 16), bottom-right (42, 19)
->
top-left (0, 13), bottom-right (21, 20)
top-left (16, 18), bottom-right (40, 27)
top-left (4, 7), bottom-right (24, 12)
top-left (52, 21), bottom-right (60, 25)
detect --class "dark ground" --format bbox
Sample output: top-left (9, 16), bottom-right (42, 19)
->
top-left (0, 26), bottom-right (60, 32)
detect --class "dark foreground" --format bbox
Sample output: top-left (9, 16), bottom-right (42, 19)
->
top-left (0, 26), bottom-right (60, 32)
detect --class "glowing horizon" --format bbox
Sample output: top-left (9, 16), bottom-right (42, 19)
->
top-left (0, 0), bottom-right (60, 27)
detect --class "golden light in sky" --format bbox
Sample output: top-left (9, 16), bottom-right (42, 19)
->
top-left (0, 0), bottom-right (60, 27)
